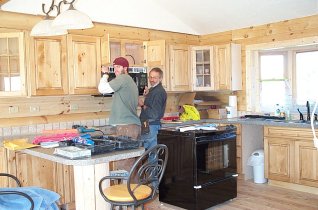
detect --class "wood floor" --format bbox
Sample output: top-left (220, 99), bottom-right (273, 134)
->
top-left (146, 179), bottom-right (318, 210)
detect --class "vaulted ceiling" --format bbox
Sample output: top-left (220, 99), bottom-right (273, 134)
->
top-left (1, 0), bottom-right (318, 35)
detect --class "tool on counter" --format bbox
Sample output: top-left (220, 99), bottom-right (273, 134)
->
top-left (72, 125), bottom-right (105, 135)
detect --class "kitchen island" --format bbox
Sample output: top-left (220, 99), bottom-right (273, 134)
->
top-left (0, 144), bottom-right (144, 210)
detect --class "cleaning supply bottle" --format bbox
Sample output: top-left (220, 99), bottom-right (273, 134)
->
top-left (274, 104), bottom-right (281, 116)
top-left (280, 106), bottom-right (286, 118)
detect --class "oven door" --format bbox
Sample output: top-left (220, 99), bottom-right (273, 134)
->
top-left (195, 133), bottom-right (237, 185)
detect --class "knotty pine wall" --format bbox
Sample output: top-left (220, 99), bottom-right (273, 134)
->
top-left (199, 15), bottom-right (318, 111)
top-left (1, 10), bottom-right (318, 128)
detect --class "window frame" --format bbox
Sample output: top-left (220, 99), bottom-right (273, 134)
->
top-left (246, 37), bottom-right (318, 114)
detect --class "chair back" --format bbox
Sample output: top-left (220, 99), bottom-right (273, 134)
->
top-left (127, 144), bottom-right (168, 203)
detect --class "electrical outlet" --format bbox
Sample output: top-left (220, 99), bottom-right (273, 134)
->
top-left (70, 104), bottom-right (78, 110)
top-left (9, 106), bottom-right (19, 113)
top-left (30, 105), bottom-right (40, 112)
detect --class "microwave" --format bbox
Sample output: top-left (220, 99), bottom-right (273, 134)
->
top-left (107, 66), bottom-right (148, 96)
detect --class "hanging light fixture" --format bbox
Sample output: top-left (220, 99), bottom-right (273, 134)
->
top-left (30, 0), bottom-right (93, 37)
top-left (52, 0), bottom-right (94, 30)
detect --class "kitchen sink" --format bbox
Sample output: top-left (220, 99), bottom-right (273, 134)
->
top-left (264, 119), bottom-right (313, 124)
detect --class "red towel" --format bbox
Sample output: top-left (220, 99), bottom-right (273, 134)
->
top-left (32, 133), bottom-right (79, 144)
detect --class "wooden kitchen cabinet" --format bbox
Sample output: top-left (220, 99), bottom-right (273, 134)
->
top-left (191, 46), bottom-right (214, 91)
top-left (30, 34), bottom-right (102, 95)
top-left (1, 148), bottom-right (75, 207)
top-left (169, 45), bottom-right (191, 91)
top-left (0, 32), bottom-right (26, 96)
top-left (67, 34), bottom-right (101, 95)
top-left (264, 126), bottom-right (318, 188)
top-left (143, 40), bottom-right (168, 88)
top-left (295, 140), bottom-right (318, 187)
top-left (264, 137), bottom-right (295, 182)
top-left (29, 35), bottom-right (68, 95)
top-left (214, 43), bottom-right (242, 91)
top-left (144, 40), bottom-right (191, 91)
top-left (109, 39), bottom-right (144, 66)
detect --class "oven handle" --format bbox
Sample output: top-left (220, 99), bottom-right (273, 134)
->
top-left (193, 173), bottom-right (238, 189)
top-left (196, 134), bottom-right (236, 144)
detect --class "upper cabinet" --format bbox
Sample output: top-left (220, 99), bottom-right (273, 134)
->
top-left (0, 32), bottom-right (26, 96)
top-left (144, 40), bottom-right (191, 92)
top-left (30, 34), bottom-right (101, 96)
top-left (191, 46), bottom-right (214, 91)
top-left (169, 45), bottom-right (191, 91)
top-left (29, 35), bottom-right (68, 95)
top-left (143, 40), bottom-right (168, 88)
top-left (214, 43), bottom-right (242, 91)
top-left (109, 39), bottom-right (144, 66)
top-left (67, 34), bottom-right (101, 95)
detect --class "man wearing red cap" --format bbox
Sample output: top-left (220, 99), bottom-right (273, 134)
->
top-left (98, 57), bottom-right (141, 140)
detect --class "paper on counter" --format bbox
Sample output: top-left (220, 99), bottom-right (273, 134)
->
top-left (3, 138), bottom-right (39, 150)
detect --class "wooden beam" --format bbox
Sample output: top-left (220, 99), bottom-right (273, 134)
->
top-left (0, 0), bottom-right (10, 6)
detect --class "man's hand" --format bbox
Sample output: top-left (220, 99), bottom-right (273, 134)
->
top-left (143, 86), bottom-right (149, 96)
top-left (101, 65), bottom-right (109, 79)
top-left (101, 65), bottom-right (109, 73)
top-left (138, 97), bottom-right (144, 107)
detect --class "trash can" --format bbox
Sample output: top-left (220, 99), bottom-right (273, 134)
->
top-left (247, 149), bottom-right (267, 184)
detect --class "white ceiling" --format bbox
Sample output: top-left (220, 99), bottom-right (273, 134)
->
top-left (2, 0), bottom-right (318, 35)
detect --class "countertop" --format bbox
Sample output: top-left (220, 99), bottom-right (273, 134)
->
top-left (0, 135), bottom-right (145, 166)
top-left (20, 146), bottom-right (145, 166)
top-left (162, 117), bottom-right (318, 129)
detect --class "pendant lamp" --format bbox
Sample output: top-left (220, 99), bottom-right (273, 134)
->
top-left (30, 0), bottom-right (93, 37)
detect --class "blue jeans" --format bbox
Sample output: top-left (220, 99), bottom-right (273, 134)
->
top-left (141, 124), bottom-right (161, 150)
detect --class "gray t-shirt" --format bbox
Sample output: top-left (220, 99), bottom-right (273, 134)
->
top-left (109, 74), bottom-right (140, 125)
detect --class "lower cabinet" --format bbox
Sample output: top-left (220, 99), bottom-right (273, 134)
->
top-left (0, 148), bottom-right (75, 207)
top-left (264, 126), bottom-right (318, 188)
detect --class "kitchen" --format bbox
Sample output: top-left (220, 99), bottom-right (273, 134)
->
top-left (0, 0), bottom-right (318, 209)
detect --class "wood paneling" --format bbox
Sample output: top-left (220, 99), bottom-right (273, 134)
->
top-left (1, 11), bottom-right (318, 125)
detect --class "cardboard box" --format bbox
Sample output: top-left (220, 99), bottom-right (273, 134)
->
top-left (207, 109), bottom-right (227, 119)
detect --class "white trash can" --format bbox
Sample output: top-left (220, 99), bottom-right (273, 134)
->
top-left (247, 149), bottom-right (267, 184)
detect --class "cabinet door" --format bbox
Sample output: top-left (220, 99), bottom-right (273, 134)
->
top-left (143, 40), bottom-right (165, 67)
top-left (14, 151), bottom-right (75, 205)
top-left (169, 45), bottom-right (191, 91)
top-left (295, 140), bottom-right (318, 187)
top-left (144, 40), bottom-right (168, 88)
top-left (191, 46), bottom-right (214, 91)
top-left (214, 43), bottom-right (242, 91)
top-left (264, 137), bottom-right (294, 182)
top-left (109, 40), bottom-right (144, 66)
top-left (0, 32), bottom-right (26, 96)
top-left (67, 34), bottom-right (101, 94)
top-left (30, 35), bottom-right (68, 95)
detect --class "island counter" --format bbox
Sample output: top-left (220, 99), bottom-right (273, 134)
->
top-left (1, 145), bottom-right (144, 210)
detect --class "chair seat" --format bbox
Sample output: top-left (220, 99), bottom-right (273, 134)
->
top-left (104, 184), bottom-right (152, 202)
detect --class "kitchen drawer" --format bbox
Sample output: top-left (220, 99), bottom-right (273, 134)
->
top-left (264, 126), bottom-right (316, 139)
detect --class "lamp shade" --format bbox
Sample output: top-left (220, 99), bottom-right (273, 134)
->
top-left (52, 9), bottom-right (94, 30)
top-left (31, 19), bottom-right (68, 36)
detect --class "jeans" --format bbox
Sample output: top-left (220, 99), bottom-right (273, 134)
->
top-left (141, 124), bottom-right (161, 150)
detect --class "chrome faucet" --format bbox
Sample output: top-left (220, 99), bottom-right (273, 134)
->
top-left (306, 101), bottom-right (310, 121)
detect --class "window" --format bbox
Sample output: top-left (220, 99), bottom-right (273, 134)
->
top-left (295, 51), bottom-right (318, 104)
top-left (259, 53), bottom-right (288, 112)
top-left (247, 41), bottom-right (318, 114)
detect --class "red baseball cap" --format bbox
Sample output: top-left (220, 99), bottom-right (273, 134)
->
top-left (113, 57), bottom-right (129, 68)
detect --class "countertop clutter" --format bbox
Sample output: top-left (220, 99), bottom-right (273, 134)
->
top-left (162, 116), bottom-right (318, 129)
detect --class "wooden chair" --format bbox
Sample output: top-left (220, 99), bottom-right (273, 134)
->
top-left (0, 173), bottom-right (34, 210)
top-left (99, 144), bottom-right (168, 210)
